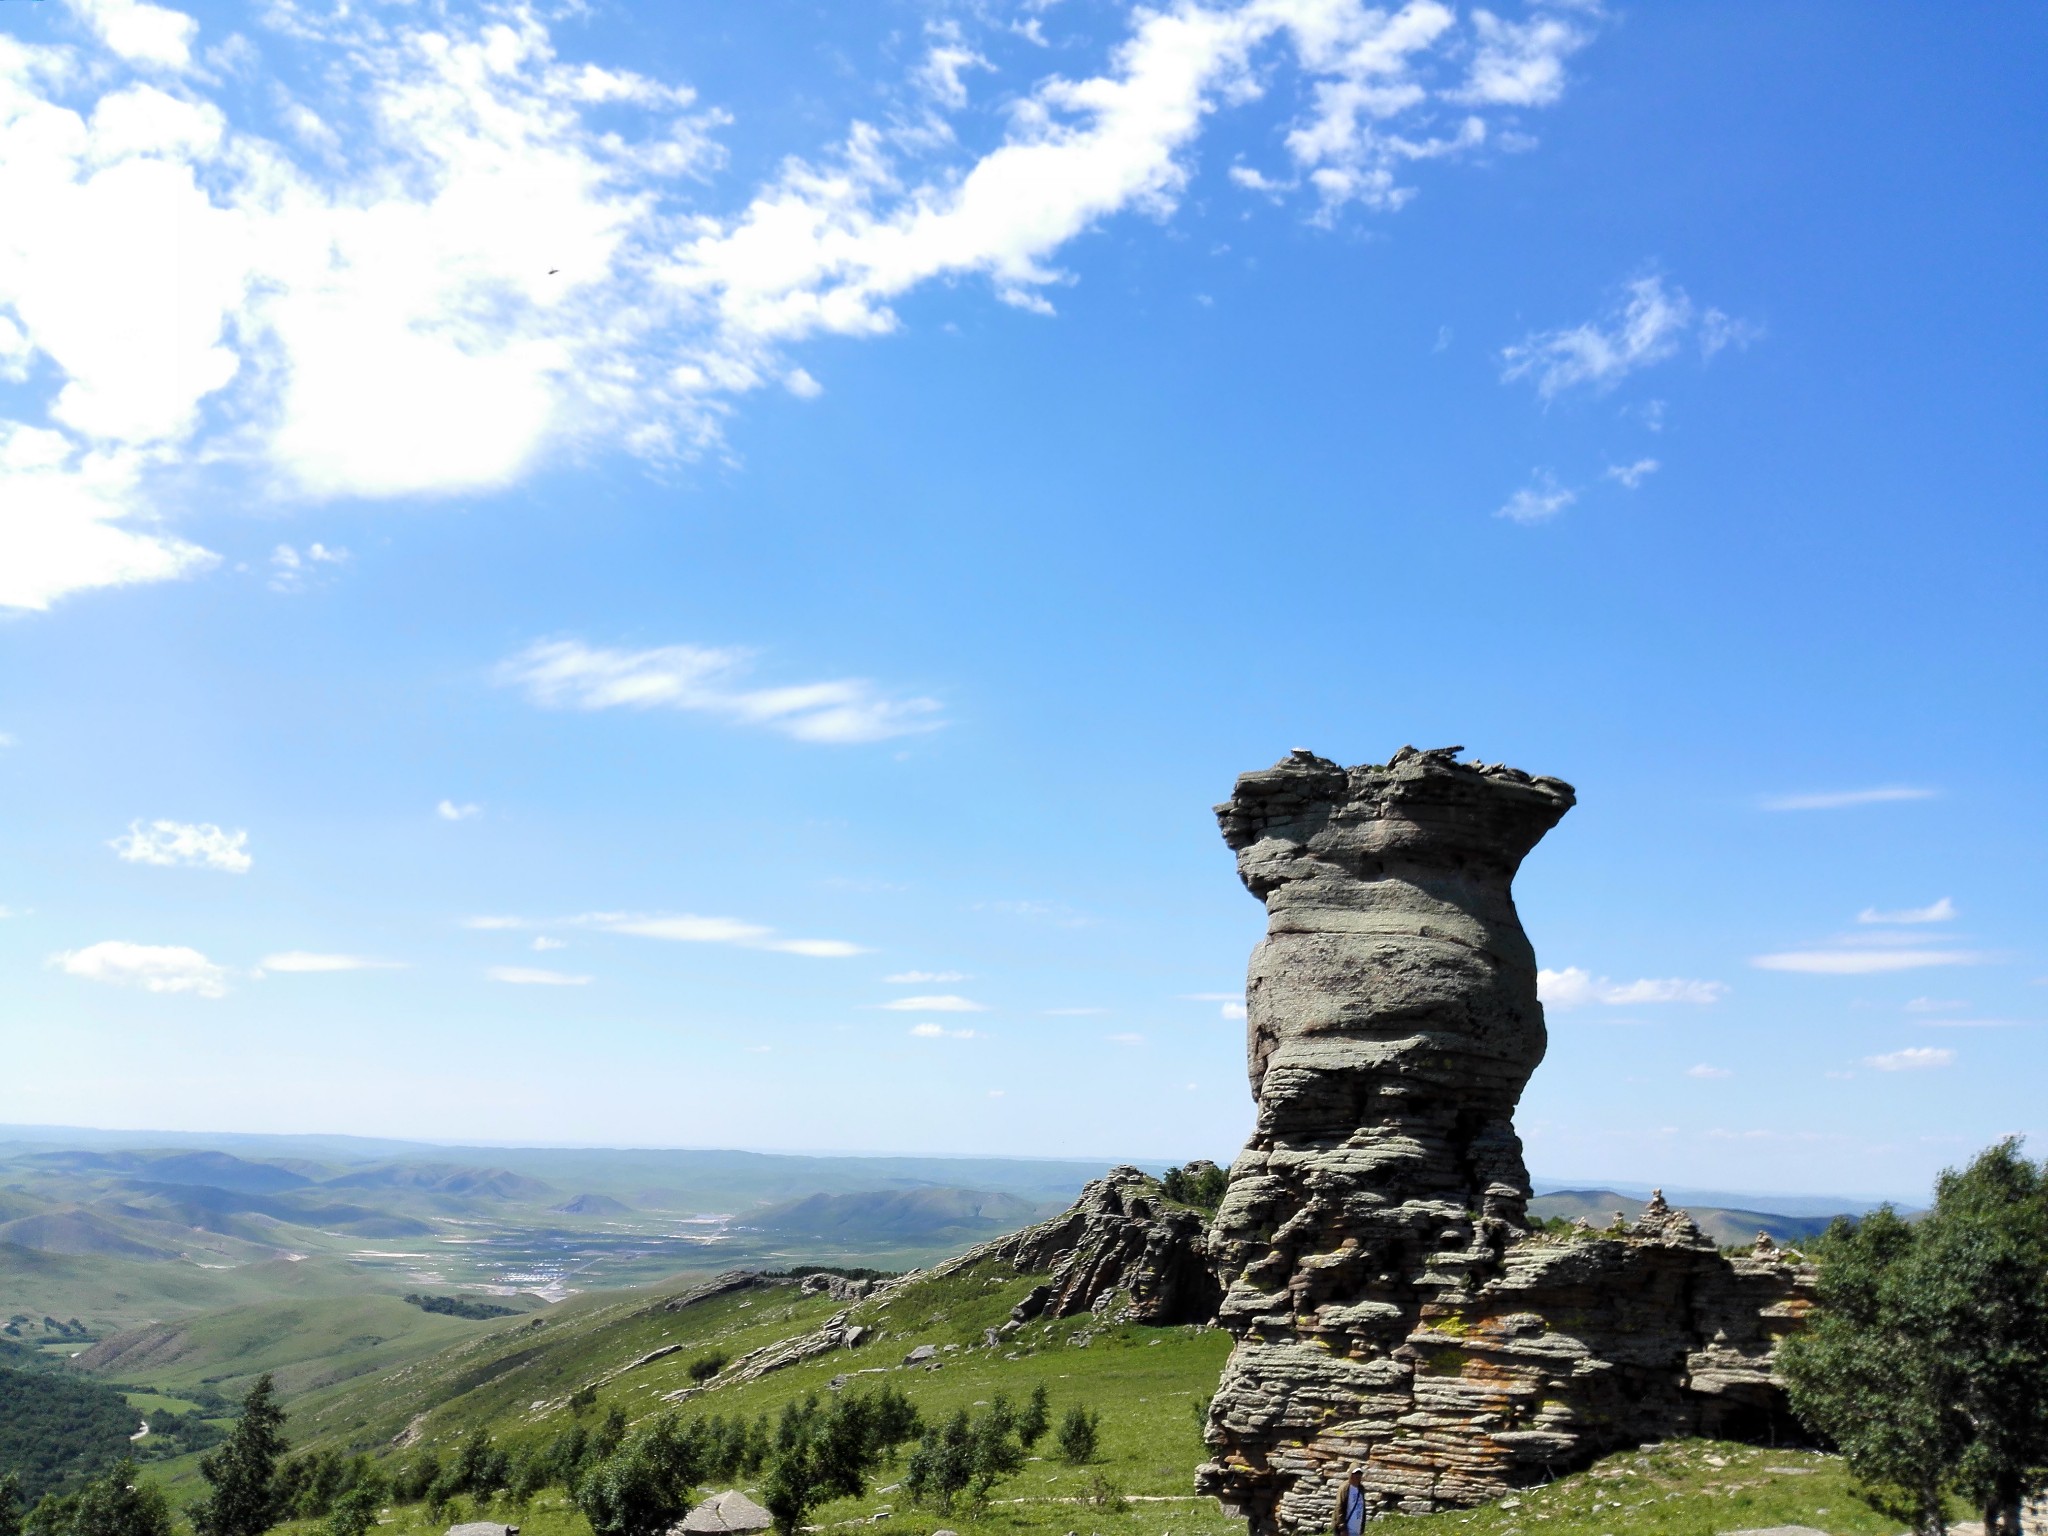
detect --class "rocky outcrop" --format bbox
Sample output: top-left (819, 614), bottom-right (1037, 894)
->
top-left (975, 1165), bottom-right (1220, 1326)
top-left (1196, 748), bottom-right (1816, 1529)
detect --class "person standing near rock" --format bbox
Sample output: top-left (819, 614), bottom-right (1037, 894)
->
top-left (1331, 1468), bottom-right (1366, 1536)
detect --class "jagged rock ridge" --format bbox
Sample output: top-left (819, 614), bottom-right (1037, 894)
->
top-left (1196, 747), bottom-right (1816, 1529)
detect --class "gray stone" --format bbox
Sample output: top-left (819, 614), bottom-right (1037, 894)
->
top-left (903, 1344), bottom-right (938, 1364)
top-left (1194, 748), bottom-right (1816, 1532)
top-left (676, 1490), bottom-right (772, 1534)
top-left (446, 1524), bottom-right (518, 1536)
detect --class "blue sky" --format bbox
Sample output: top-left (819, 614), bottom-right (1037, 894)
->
top-left (1, 0), bottom-right (2041, 1202)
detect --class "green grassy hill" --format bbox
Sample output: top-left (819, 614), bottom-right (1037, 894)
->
top-left (228, 1252), bottom-right (1898, 1536)
top-left (0, 1247), bottom-right (383, 1339)
top-left (76, 1293), bottom-right (526, 1399)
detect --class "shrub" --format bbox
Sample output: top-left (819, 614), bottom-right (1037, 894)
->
top-left (1055, 1406), bottom-right (1099, 1465)
top-left (686, 1353), bottom-right (727, 1383)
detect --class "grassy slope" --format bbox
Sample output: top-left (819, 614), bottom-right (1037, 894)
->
top-left (0, 1247), bottom-right (378, 1337)
top-left (80, 1294), bottom-right (502, 1398)
top-left (263, 1262), bottom-right (1898, 1536)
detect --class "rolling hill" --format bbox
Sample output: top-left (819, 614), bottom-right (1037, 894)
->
top-left (739, 1187), bottom-right (1050, 1244)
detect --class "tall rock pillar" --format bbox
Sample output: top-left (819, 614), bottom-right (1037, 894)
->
top-left (1197, 745), bottom-right (1573, 1527)
top-left (1197, 746), bottom-right (1814, 1528)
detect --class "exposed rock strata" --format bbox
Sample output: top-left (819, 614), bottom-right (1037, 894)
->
top-left (985, 1165), bottom-right (1220, 1327)
top-left (1196, 747), bottom-right (1816, 1529)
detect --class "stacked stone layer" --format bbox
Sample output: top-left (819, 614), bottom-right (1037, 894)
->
top-left (1196, 747), bottom-right (1815, 1528)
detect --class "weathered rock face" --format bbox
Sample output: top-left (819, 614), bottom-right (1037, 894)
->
top-left (988, 1165), bottom-right (1221, 1327)
top-left (1197, 747), bottom-right (1815, 1528)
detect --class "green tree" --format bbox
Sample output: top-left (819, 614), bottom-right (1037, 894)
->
top-left (904, 1402), bottom-right (1023, 1515)
top-left (1055, 1406), bottom-right (1099, 1466)
top-left (1, 1472), bottom-right (23, 1536)
top-left (574, 1412), bottom-right (706, 1536)
top-left (325, 1486), bottom-right (378, 1536)
top-left (30, 1464), bottom-right (173, 1536)
top-left (761, 1390), bottom-right (923, 1534)
top-left (192, 1375), bottom-right (291, 1536)
top-left (1783, 1138), bottom-right (2048, 1535)
top-left (1016, 1385), bottom-right (1050, 1451)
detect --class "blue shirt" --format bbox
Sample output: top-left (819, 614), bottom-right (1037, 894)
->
top-left (1340, 1483), bottom-right (1366, 1536)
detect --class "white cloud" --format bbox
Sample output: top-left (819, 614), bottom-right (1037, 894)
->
top-left (1539, 967), bottom-right (1729, 1008)
top-left (1760, 786), bottom-right (1940, 812)
top-left (53, 939), bottom-right (227, 996)
top-left (781, 368), bottom-right (823, 399)
top-left (1450, 9), bottom-right (1584, 107)
top-left (436, 800), bottom-right (483, 821)
top-left (1859, 897), bottom-right (1955, 925)
top-left (0, 428), bottom-right (221, 611)
top-left (531, 936), bottom-right (565, 952)
top-left (1905, 996), bottom-right (1967, 1012)
top-left (110, 819), bottom-right (250, 873)
top-left (472, 909), bottom-right (865, 958)
top-left (257, 951), bottom-right (404, 972)
top-left (1501, 275), bottom-right (1751, 401)
top-left (908, 1022), bottom-right (976, 1039)
top-left (2, 0), bottom-right (1597, 609)
top-left (986, 1088), bottom-right (1005, 1098)
top-left (499, 639), bottom-right (942, 745)
top-left (1685, 1063), bottom-right (1732, 1080)
top-left (1221, 1001), bottom-right (1248, 1020)
top-left (268, 541), bottom-right (347, 592)
top-left (1106, 1031), bottom-right (1145, 1044)
top-left (877, 994), bottom-right (986, 1013)
top-left (63, 0), bottom-right (197, 69)
top-left (1752, 949), bottom-right (1986, 975)
top-left (1865, 1046), bottom-right (1955, 1072)
top-left (1496, 469), bottom-right (1576, 524)
top-left (913, 22), bottom-right (991, 111)
top-left (1605, 457), bottom-right (1659, 489)
top-left (885, 970), bottom-right (966, 984)
top-left (489, 965), bottom-right (591, 986)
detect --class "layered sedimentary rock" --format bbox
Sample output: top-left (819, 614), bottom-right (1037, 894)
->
top-left (1196, 747), bottom-right (1814, 1528)
top-left (996, 1164), bottom-right (1220, 1327)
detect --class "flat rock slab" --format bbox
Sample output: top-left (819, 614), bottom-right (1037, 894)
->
top-left (1719, 1527), bottom-right (1833, 1535)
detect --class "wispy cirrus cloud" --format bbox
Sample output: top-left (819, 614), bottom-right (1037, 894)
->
top-left (489, 965), bottom-right (591, 986)
top-left (2, 0), bottom-right (1597, 610)
top-left (52, 939), bottom-right (228, 997)
top-left (1500, 274), bottom-right (1756, 401)
top-left (1496, 469), bottom-right (1576, 524)
top-left (876, 994), bottom-right (986, 1013)
top-left (1859, 897), bottom-right (1955, 925)
top-left (1761, 786), bottom-right (1939, 812)
top-left (110, 819), bottom-right (251, 873)
top-left (908, 1022), bottom-right (977, 1039)
top-left (1865, 1046), bottom-right (1955, 1072)
top-left (1753, 948), bottom-right (1987, 975)
top-left (257, 952), bottom-right (405, 973)
top-left (1605, 457), bottom-right (1659, 489)
top-left (436, 800), bottom-right (483, 822)
top-left (498, 640), bottom-right (942, 745)
top-left (1539, 967), bottom-right (1728, 1008)
top-left (467, 910), bottom-right (865, 958)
